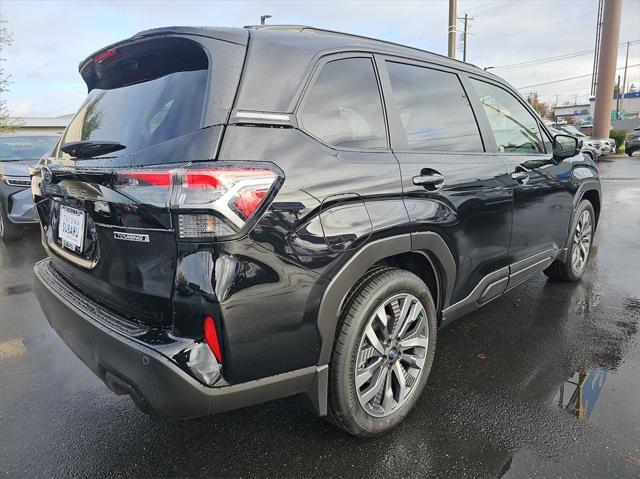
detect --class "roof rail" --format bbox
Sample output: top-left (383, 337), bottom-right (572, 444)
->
top-left (244, 24), bottom-right (479, 69)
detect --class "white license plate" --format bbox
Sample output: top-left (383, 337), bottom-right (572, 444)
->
top-left (59, 205), bottom-right (86, 252)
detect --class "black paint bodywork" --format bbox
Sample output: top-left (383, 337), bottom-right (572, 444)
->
top-left (31, 25), bottom-right (601, 417)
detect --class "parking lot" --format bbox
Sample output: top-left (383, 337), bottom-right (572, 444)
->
top-left (0, 157), bottom-right (638, 478)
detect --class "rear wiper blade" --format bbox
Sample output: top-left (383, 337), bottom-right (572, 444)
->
top-left (61, 140), bottom-right (126, 159)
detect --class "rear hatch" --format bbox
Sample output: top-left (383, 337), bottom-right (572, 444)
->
top-left (32, 32), bottom-right (249, 328)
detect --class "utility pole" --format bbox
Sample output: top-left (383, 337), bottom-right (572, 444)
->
top-left (458, 12), bottom-right (473, 62)
top-left (620, 40), bottom-right (630, 114)
top-left (615, 75), bottom-right (621, 119)
top-left (590, 0), bottom-right (604, 96)
top-left (448, 0), bottom-right (457, 59)
top-left (593, 0), bottom-right (623, 139)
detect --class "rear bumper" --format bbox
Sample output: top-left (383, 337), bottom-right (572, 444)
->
top-left (33, 258), bottom-right (327, 418)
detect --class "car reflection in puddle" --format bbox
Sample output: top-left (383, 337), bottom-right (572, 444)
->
top-left (555, 367), bottom-right (608, 421)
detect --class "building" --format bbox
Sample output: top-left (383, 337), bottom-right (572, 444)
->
top-left (589, 91), bottom-right (640, 120)
top-left (554, 103), bottom-right (591, 123)
top-left (7, 114), bottom-right (74, 134)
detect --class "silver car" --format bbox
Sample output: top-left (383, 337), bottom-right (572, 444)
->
top-left (0, 133), bottom-right (59, 240)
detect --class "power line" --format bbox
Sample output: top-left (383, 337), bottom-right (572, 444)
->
top-left (491, 40), bottom-right (640, 71)
top-left (516, 63), bottom-right (640, 89)
top-left (473, 13), bottom-right (593, 44)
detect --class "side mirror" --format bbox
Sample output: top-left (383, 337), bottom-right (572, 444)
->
top-left (553, 134), bottom-right (580, 160)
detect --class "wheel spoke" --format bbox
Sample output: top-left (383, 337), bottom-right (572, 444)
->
top-left (373, 304), bottom-right (389, 339)
top-left (365, 324), bottom-right (385, 355)
top-left (360, 366), bottom-right (386, 403)
top-left (395, 301), bottom-right (421, 340)
top-left (399, 334), bottom-right (428, 350)
top-left (392, 297), bottom-right (412, 338)
top-left (393, 361), bottom-right (408, 403)
top-left (381, 369), bottom-right (396, 412)
top-left (356, 357), bottom-right (384, 388)
top-left (401, 351), bottom-right (425, 369)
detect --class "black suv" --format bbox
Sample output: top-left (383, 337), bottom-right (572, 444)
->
top-left (31, 25), bottom-right (601, 437)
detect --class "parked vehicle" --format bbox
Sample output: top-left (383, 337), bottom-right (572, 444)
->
top-left (624, 127), bottom-right (640, 156)
top-left (0, 133), bottom-right (59, 240)
top-left (31, 25), bottom-right (601, 437)
top-left (554, 124), bottom-right (607, 160)
top-left (549, 127), bottom-right (599, 162)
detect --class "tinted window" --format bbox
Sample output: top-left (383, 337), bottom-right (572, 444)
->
top-left (471, 79), bottom-right (544, 154)
top-left (386, 62), bottom-right (483, 152)
top-left (299, 58), bottom-right (387, 149)
top-left (0, 135), bottom-right (59, 161)
top-left (59, 38), bottom-right (209, 157)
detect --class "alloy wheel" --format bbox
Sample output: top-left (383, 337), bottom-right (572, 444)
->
top-left (571, 209), bottom-right (593, 274)
top-left (354, 293), bottom-right (429, 417)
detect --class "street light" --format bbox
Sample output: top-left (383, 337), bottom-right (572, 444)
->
top-left (260, 14), bottom-right (272, 25)
top-left (483, 66), bottom-right (494, 71)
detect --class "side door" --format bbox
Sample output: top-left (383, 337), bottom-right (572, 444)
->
top-left (376, 56), bottom-right (513, 319)
top-left (466, 78), bottom-right (574, 289)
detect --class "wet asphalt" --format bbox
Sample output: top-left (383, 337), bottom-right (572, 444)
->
top-left (1, 157), bottom-right (639, 478)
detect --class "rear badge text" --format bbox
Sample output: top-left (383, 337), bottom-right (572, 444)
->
top-left (114, 231), bottom-right (150, 243)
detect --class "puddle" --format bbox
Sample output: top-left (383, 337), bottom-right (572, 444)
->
top-left (554, 367), bottom-right (608, 421)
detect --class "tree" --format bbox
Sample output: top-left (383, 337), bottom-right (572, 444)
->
top-left (0, 19), bottom-right (21, 133)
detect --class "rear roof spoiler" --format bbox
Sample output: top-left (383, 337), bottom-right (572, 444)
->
top-left (78, 26), bottom-right (248, 73)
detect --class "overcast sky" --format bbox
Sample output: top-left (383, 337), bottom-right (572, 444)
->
top-left (2, 0), bottom-right (639, 117)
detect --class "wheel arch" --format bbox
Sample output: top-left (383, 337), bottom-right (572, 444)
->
top-left (581, 188), bottom-right (601, 227)
top-left (316, 232), bottom-right (456, 366)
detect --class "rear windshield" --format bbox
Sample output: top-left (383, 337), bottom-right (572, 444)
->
top-left (0, 135), bottom-right (59, 161)
top-left (58, 37), bottom-right (209, 158)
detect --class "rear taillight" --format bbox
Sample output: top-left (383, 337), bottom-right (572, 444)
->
top-left (113, 165), bottom-right (280, 239)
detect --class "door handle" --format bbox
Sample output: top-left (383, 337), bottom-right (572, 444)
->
top-left (413, 173), bottom-right (445, 190)
top-left (511, 169), bottom-right (529, 184)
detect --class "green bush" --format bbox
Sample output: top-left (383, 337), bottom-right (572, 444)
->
top-left (610, 129), bottom-right (628, 150)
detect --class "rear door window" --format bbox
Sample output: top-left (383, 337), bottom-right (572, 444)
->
top-left (298, 57), bottom-right (387, 149)
top-left (470, 79), bottom-right (545, 154)
top-left (386, 61), bottom-right (484, 152)
top-left (59, 38), bottom-right (209, 157)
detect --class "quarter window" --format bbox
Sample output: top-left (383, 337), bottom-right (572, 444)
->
top-left (471, 79), bottom-right (545, 154)
top-left (386, 62), bottom-right (484, 152)
top-left (299, 58), bottom-right (387, 149)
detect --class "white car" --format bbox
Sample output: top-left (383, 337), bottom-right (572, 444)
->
top-left (600, 138), bottom-right (617, 155)
top-left (556, 125), bottom-right (616, 157)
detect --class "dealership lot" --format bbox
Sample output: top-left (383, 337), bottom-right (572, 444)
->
top-left (1, 158), bottom-right (639, 478)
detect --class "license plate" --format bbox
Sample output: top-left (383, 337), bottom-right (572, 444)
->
top-left (59, 205), bottom-right (86, 252)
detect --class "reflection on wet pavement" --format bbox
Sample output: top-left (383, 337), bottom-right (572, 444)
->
top-left (556, 368), bottom-right (608, 421)
top-left (0, 160), bottom-right (639, 478)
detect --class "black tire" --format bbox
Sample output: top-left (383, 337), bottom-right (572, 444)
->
top-left (0, 204), bottom-right (20, 241)
top-left (544, 200), bottom-right (595, 282)
top-left (328, 267), bottom-right (437, 437)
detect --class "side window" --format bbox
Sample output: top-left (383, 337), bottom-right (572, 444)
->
top-left (386, 62), bottom-right (484, 152)
top-left (299, 58), bottom-right (387, 149)
top-left (471, 79), bottom-right (545, 154)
